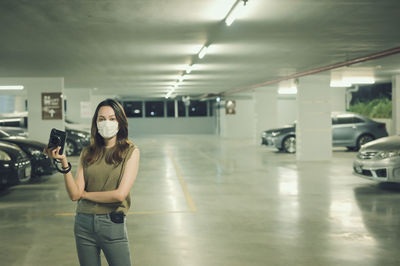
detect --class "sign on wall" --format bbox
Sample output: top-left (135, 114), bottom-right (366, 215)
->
top-left (80, 101), bottom-right (92, 118)
top-left (225, 100), bottom-right (236, 115)
top-left (42, 92), bottom-right (62, 120)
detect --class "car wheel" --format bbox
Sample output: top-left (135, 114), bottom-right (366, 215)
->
top-left (356, 134), bottom-right (374, 150)
top-left (282, 136), bottom-right (296, 153)
top-left (65, 140), bottom-right (77, 156)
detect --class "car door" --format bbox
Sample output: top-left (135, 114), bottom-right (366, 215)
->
top-left (332, 115), bottom-right (356, 146)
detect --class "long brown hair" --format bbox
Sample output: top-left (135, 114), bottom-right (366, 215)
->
top-left (82, 99), bottom-right (132, 166)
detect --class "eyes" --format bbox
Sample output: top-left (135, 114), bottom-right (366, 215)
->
top-left (98, 116), bottom-right (116, 122)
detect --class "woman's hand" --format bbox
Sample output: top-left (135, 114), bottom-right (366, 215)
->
top-left (43, 146), bottom-right (66, 161)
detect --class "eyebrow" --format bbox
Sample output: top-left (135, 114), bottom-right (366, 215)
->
top-left (98, 114), bottom-right (116, 118)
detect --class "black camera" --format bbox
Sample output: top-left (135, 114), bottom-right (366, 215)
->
top-left (48, 128), bottom-right (67, 155)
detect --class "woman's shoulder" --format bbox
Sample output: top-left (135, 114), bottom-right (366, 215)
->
top-left (125, 141), bottom-right (138, 156)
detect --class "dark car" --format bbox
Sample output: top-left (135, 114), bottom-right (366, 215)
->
top-left (262, 112), bottom-right (388, 153)
top-left (0, 126), bottom-right (29, 137)
top-left (0, 141), bottom-right (31, 188)
top-left (0, 129), bottom-right (55, 177)
top-left (65, 128), bottom-right (91, 156)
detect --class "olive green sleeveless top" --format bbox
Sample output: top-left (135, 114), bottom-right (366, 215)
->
top-left (76, 144), bottom-right (135, 215)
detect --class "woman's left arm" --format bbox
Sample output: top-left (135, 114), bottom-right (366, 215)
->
top-left (82, 148), bottom-right (140, 203)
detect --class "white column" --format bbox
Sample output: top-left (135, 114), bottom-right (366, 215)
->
top-left (0, 78), bottom-right (65, 143)
top-left (393, 75), bottom-right (400, 135)
top-left (330, 87), bottom-right (346, 112)
top-left (90, 94), bottom-right (116, 114)
top-left (14, 95), bottom-right (27, 112)
top-left (254, 86), bottom-right (277, 143)
top-left (219, 94), bottom-right (256, 139)
top-left (64, 88), bottom-right (92, 124)
top-left (296, 75), bottom-right (332, 161)
top-left (277, 95), bottom-right (297, 127)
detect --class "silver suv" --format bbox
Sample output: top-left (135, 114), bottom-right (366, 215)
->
top-left (261, 112), bottom-right (388, 153)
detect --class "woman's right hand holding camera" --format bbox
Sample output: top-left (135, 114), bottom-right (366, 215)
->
top-left (44, 146), bottom-right (67, 163)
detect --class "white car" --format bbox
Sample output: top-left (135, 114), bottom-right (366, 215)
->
top-left (353, 136), bottom-right (400, 182)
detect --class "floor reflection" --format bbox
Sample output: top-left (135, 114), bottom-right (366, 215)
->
top-left (354, 183), bottom-right (400, 265)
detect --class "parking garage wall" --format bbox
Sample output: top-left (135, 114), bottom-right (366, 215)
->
top-left (127, 117), bottom-right (216, 136)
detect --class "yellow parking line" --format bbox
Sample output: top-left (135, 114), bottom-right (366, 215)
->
top-left (24, 210), bottom-right (193, 217)
top-left (167, 148), bottom-right (197, 212)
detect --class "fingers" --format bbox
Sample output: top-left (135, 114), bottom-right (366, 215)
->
top-left (43, 146), bottom-right (62, 159)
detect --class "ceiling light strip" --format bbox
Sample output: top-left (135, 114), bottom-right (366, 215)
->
top-left (225, 0), bottom-right (248, 26)
top-left (0, 85), bottom-right (24, 90)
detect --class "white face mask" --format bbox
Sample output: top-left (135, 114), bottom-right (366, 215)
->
top-left (97, 120), bottom-right (119, 139)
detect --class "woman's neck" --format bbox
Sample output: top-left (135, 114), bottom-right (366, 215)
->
top-left (104, 136), bottom-right (117, 148)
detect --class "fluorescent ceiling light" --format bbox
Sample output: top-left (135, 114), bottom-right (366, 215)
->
top-left (342, 77), bottom-right (375, 84)
top-left (0, 85), bottom-right (24, 90)
top-left (186, 65), bottom-right (193, 74)
top-left (165, 91), bottom-right (172, 99)
top-left (225, 0), bottom-right (247, 26)
top-left (278, 87), bottom-right (297, 95)
top-left (330, 80), bottom-right (352, 87)
top-left (198, 46), bottom-right (208, 59)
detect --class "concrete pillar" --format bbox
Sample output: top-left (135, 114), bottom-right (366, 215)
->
top-left (254, 86), bottom-right (277, 142)
top-left (90, 93), bottom-right (117, 115)
top-left (219, 94), bottom-right (256, 139)
top-left (330, 87), bottom-right (346, 112)
top-left (64, 88), bottom-right (92, 124)
top-left (0, 78), bottom-right (64, 143)
top-left (277, 95), bottom-right (297, 127)
top-left (296, 75), bottom-right (332, 161)
top-left (393, 75), bottom-right (400, 135)
top-left (14, 95), bottom-right (27, 112)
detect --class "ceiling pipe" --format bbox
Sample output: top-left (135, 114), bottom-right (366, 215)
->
top-left (199, 46), bottom-right (400, 99)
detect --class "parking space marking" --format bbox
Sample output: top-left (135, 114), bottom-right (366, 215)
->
top-left (24, 210), bottom-right (193, 217)
top-left (166, 147), bottom-right (197, 212)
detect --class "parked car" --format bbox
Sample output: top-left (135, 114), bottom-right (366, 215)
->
top-left (0, 112), bottom-right (27, 128)
top-left (0, 140), bottom-right (31, 188)
top-left (65, 119), bottom-right (91, 133)
top-left (65, 128), bottom-right (91, 156)
top-left (0, 129), bottom-right (55, 177)
top-left (261, 112), bottom-right (388, 153)
top-left (0, 113), bottom-right (90, 157)
top-left (353, 135), bottom-right (400, 182)
top-left (0, 126), bottom-right (29, 137)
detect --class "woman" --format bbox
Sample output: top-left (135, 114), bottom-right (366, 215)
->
top-left (45, 99), bottom-right (140, 266)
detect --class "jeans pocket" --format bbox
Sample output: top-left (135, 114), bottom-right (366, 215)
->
top-left (74, 213), bottom-right (92, 235)
top-left (99, 217), bottom-right (127, 242)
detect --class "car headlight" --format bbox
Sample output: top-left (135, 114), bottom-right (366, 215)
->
top-left (26, 147), bottom-right (42, 157)
top-left (262, 132), bottom-right (267, 137)
top-left (0, 150), bottom-right (12, 161)
top-left (271, 132), bottom-right (281, 137)
top-left (77, 133), bottom-right (87, 138)
top-left (376, 150), bottom-right (400, 159)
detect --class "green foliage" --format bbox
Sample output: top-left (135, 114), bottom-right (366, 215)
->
top-left (349, 98), bottom-right (392, 118)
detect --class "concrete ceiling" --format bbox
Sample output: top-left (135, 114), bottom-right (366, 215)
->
top-left (0, 0), bottom-right (400, 99)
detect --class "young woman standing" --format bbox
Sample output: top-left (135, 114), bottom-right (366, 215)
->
top-left (45, 99), bottom-right (140, 266)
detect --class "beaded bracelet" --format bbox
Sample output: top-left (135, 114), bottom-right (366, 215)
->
top-left (53, 159), bottom-right (72, 174)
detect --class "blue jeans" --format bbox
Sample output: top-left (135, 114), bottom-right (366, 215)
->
top-left (74, 213), bottom-right (132, 266)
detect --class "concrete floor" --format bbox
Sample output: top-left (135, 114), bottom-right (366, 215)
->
top-left (1, 135), bottom-right (400, 266)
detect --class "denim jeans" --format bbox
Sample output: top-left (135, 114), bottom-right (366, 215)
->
top-left (74, 213), bottom-right (132, 266)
